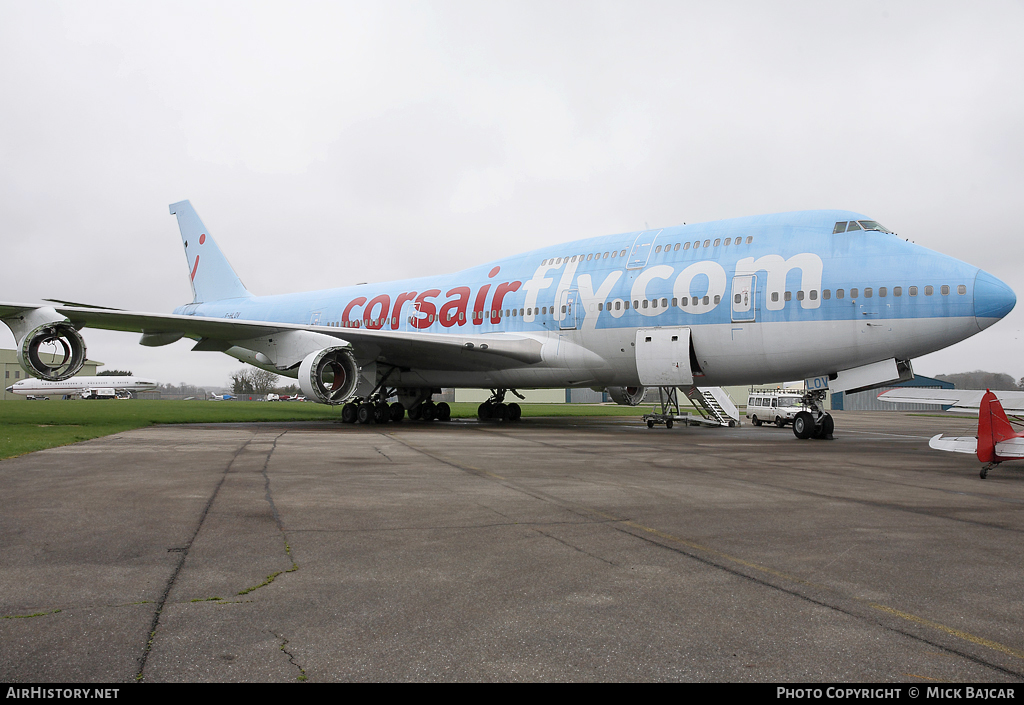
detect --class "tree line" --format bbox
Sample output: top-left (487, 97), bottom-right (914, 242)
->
top-left (935, 371), bottom-right (1023, 391)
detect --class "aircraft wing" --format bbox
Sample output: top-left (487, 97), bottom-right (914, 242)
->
top-left (7, 302), bottom-right (544, 372)
top-left (878, 388), bottom-right (1024, 413)
top-left (929, 434), bottom-right (978, 454)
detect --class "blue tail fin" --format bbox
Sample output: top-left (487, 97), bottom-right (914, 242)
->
top-left (169, 200), bottom-right (252, 303)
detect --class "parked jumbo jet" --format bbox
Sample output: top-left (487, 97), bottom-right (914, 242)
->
top-left (6, 375), bottom-right (158, 399)
top-left (0, 201), bottom-right (1015, 436)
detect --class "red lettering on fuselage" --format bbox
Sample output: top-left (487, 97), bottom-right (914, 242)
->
top-left (411, 289), bottom-right (442, 329)
top-left (440, 287), bottom-right (470, 327)
top-left (364, 294), bottom-right (391, 330)
top-left (490, 281), bottom-right (522, 324)
top-left (391, 291), bottom-right (418, 329)
top-left (343, 297), bottom-right (367, 328)
top-left (472, 285), bottom-right (491, 324)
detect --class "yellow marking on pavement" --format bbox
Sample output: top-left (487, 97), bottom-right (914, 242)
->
top-left (870, 603), bottom-right (1024, 661)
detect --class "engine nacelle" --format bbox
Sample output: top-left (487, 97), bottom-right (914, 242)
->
top-left (18, 320), bottom-right (88, 381)
top-left (606, 386), bottom-right (647, 406)
top-left (298, 347), bottom-right (359, 405)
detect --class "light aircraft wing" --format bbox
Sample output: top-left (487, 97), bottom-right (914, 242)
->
top-left (3, 302), bottom-right (543, 372)
top-left (928, 434), bottom-right (978, 454)
top-left (878, 388), bottom-right (1024, 413)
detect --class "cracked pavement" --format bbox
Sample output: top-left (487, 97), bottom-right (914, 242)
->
top-left (1, 413), bottom-right (1024, 682)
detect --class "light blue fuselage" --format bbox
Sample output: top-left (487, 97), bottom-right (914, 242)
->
top-left (174, 210), bottom-right (1015, 389)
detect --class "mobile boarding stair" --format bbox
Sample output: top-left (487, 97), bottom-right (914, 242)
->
top-left (642, 386), bottom-right (741, 429)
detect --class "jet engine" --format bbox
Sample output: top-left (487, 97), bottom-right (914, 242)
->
top-left (297, 347), bottom-right (359, 405)
top-left (606, 386), bottom-right (648, 406)
top-left (15, 316), bottom-right (88, 381)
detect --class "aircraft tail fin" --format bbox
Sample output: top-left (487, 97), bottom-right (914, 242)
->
top-left (977, 389), bottom-right (1016, 462)
top-left (169, 200), bottom-right (252, 303)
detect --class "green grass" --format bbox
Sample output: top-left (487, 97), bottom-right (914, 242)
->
top-left (0, 399), bottom-right (654, 460)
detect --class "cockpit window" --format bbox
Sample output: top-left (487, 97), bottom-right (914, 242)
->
top-left (834, 219), bottom-right (893, 234)
top-left (857, 220), bottom-right (893, 233)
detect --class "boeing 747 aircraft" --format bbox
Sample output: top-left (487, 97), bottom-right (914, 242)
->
top-left (6, 375), bottom-right (158, 398)
top-left (0, 201), bottom-right (1015, 436)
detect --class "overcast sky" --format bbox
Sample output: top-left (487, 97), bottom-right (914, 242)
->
top-left (2, 1), bottom-right (1022, 388)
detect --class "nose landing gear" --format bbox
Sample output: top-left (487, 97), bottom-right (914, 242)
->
top-left (792, 390), bottom-right (834, 440)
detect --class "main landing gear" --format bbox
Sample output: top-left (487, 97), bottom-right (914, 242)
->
top-left (792, 389), bottom-right (834, 440)
top-left (340, 373), bottom-right (451, 425)
top-left (341, 393), bottom-right (451, 425)
top-left (477, 389), bottom-right (524, 422)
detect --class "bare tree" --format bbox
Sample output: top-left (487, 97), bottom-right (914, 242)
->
top-left (249, 368), bottom-right (280, 394)
top-left (229, 367), bottom-right (280, 395)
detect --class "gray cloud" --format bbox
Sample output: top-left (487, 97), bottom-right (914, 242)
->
top-left (2, 1), bottom-right (1021, 386)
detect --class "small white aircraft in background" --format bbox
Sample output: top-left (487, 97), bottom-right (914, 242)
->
top-left (5, 376), bottom-right (158, 399)
top-left (878, 388), bottom-right (1024, 478)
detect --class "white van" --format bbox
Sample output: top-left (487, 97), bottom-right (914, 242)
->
top-left (746, 390), bottom-right (805, 427)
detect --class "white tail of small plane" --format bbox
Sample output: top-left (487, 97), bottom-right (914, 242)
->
top-left (169, 200), bottom-right (251, 303)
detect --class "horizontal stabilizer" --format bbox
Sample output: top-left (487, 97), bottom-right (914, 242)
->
top-left (929, 434), bottom-right (978, 455)
top-left (995, 437), bottom-right (1024, 458)
top-left (879, 388), bottom-right (1024, 413)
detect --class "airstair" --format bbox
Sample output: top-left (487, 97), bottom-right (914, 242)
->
top-left (642, 386), bottom-right (741, 429)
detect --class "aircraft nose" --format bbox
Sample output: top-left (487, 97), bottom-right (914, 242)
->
top-left (4, 386), bottom-right (12, 394)
top-left (974, 269), bottom-right (1016, 329)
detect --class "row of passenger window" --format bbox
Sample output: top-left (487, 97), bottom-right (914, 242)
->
top-left (540, 236), bottom-right (755, 266)
top-left (765, 284), bottom-right (966, 304)
top-left (653, 236), bottom-right (754, 254)
top-left (322, 282), bottom-right (968, 328)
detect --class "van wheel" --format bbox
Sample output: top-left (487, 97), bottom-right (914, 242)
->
top-left (775, 417), bottom-right (786, 428)
top-left (752, 416), bottom-right (761, 427)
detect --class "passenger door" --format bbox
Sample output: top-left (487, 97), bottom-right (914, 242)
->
top-left (731, 275), bottom-right (756, 322)
top-left (558, 289), bottom-right (580, 330)
top-left (635, 327), bottom-right (694, 386)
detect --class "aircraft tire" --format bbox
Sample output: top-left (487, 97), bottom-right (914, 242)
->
top-left (436, 402), bottom-right (451, 421)
top-left (389, 402), bottom-right (405, 422)
top-left (792, 411), bottom-right (814, 439)
top-left (374, 403), bottom-right (389, 424)
top-left (341, 403), bottom-right (358, 424)
top-left (357, 403), bottom-right (375, 424)
top-left (817, 413), bottom-right (835, 439)
top-left (507, 402), bottom-right (521, 421)
top-left (421, 402), bottom-right (437, 422)
top-left (493, 403), bottom-right (509, 422)
top-left (477, 402), bottom-right (491, 420)
top-left (408, 404), bottom-right (422, 421)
